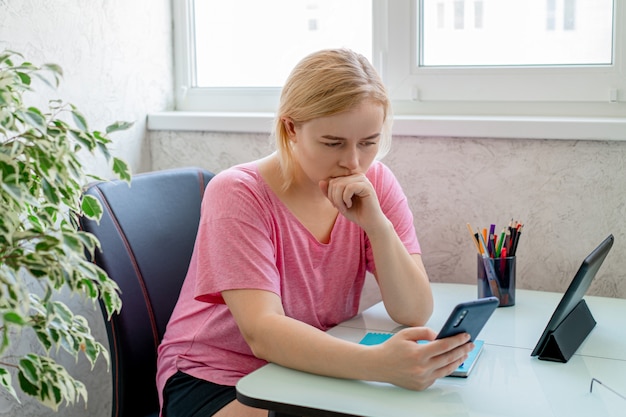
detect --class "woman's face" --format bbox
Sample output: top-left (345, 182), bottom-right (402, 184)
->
top-left (285, 101), bottom-right (385, 187)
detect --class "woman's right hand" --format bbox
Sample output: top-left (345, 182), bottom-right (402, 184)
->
top-left (369, 327), bottom-right (473, 391)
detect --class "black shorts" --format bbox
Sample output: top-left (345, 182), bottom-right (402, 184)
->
top-left (163, 370), bottom-right (237, 417)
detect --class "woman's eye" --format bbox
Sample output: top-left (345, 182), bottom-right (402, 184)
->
top-left (360, 141), bottom-right (378, 147)
top-left (323, 142), bottom-right (342, 147)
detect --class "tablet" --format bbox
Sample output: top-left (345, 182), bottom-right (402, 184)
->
top-left (531, 234), bottom-right (614, 357)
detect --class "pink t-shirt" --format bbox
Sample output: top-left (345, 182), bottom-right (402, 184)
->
top-left (156, 160), bottom-right (420, 408)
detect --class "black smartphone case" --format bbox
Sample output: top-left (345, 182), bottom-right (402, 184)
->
top-left (436, 297), bottom-right (499, 341)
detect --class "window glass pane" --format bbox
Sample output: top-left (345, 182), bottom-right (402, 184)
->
top-left (420, 0), bottom-right (614, 67)
top-left (193, 0), bottom-right (372, 88)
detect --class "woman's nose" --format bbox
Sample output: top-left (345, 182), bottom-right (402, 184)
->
top-left (340, 146), bottom-right (359, 171)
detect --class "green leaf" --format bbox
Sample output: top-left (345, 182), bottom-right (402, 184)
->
top-left (0, 368), bottom-right (19, 402)
top-left (69, 128), bottom-right (96, 151)
top-left (41, 62), bottom-right (63, 77)
top-left (100, 285), bottom-right (122, 319)
top-left (112, 157), bottom-right (131, 182)
top-left (49, 328), bottom-right (60, 344)
top-left (105, 120), bottom-right (133, 134)
top-left (81, 194), bottom-right (103, 220)
top-left (52, 301), bottom-right (73, 323)
top-left (50, 383), bottom-right (62, 406)
top-left (41, 177), bottom-right (60, 205)
top-left (16, 71), bottom-right (31, 86)
top-left (4, 311), bottom-right (27, 326)
top-left (0, 49), bottom-right (22, 63)
top-left (18, 371), bottom-right (38, 397)
top-left (48, 99), bottom-right (63, 110)
top-left (40, 63), bottom-right (63, 89)
top-left (76, 230), bottom-right (99, 254)
top-left (28, 71), bottom-right (52, 89)
top-left (18, 109), bottom-right (47, 133)
top-left (35, 235), bottom-right (61, 252)
top-left (93, 130), bottom-right (112, 145)
top-left (58, 332), bottom-right (77, 355)
top-left (77, 278), bottom-right (98, 298)
top-left (18, 356), bottom-right (39, 385)
top-left (70, 106), bottom-right (88, 131)
top-left (81, 339), bottom-right (98, 365)
top-left (1, 182), bottom-right (22, 201)
top-left (34, 328), bottom-right (53, 352)
top-left (62, 232), bottom-right (82, 253)
top-left (0, 328), bottom-right (10, 355)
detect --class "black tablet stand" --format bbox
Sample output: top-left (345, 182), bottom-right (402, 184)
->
top-left (537, 299), bottom-right (596, 363)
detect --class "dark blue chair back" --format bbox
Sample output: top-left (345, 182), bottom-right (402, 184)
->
top-left (79, 167), bottom-right (214, 417)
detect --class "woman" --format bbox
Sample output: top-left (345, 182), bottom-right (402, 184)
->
top-left (157, 48), bottom-right (473, 417)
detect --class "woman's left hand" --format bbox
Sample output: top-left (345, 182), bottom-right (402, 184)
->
top-left (319, 174), bottom-right (386, 232)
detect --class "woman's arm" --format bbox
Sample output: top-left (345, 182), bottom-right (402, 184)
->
top-left (368, 225), bottom-right (433, 327)
top-left (321, 173), bottom-right (433, 326)
top-left (223, 288), bottom-right (471, 391)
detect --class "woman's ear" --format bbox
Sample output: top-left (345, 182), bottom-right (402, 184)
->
top-left (282, 117), bottom-right (297, 139)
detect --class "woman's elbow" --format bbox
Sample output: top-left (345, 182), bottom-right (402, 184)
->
top-left (388, 301), bottom-right (433, 327)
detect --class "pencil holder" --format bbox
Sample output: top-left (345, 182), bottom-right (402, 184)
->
top-left (477, 255), bottom-right (516, 307)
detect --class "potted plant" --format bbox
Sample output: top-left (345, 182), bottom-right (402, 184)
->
top-left (0, 49), bottom-right (131, 411)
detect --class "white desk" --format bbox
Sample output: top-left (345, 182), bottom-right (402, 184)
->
top-left (236, 283), bottom-right (626, 417)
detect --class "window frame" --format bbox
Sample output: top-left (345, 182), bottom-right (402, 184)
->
top-left (173, 0), bottom-right (282, 112)
top-left (167, 0), bottom-right (626, 139)
top-left (384, 0), bottom-right (625, 118)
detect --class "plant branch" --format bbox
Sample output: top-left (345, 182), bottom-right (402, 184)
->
top-left (0, 48), bottom-right (131, 410)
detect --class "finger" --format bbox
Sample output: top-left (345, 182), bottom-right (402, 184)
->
top-left (328, 179), bottom-right (352, 212)
top-left (342, 184), bottom-right (357, 208)
top-left (396, 327), bottom-right (437, 343)
top-left (438, 352), bottom-right (470, 378)
top-left (344, 182), bottom-right (371, 208)
top-left (416, 333), bottom-right (471, 363)
top-left (437, 332), bottom-right (472, 349)
top-left (322, 179), bottom-right (340, 208)
top-left (328, 183), bottom-right (347, 212)
top-left (432, 341), bottom-right (474, 371)
top-left (318, 180), bottom-right (329, 196)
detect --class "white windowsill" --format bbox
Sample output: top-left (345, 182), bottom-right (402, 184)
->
top-left (147, 111), bottom-right (626, 141)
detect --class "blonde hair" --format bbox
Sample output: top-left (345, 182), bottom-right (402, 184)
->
top-left (272, 49), bottom-right (393, 189)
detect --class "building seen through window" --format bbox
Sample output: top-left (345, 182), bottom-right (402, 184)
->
top-left (421, 0), bottom-right (613, 67)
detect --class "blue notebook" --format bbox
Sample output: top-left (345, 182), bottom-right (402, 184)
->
top-left (359, 332), bottom-right (485, 378)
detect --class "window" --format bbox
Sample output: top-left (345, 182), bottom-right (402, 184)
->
top-left (193, 0), bottom-right (371, 88)
top-left (421, 0), bottom-right (612, 66)
top-left (173, 0), bottom-right (625, 119)
top-left (175, 0), bottom-right (372, 112)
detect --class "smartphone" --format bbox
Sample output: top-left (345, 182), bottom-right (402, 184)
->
top-left (436, 297), bottom-right (499, 341)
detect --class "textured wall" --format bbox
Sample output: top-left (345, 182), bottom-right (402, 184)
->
top-left (0, 0), bottom-right (173, 177)
top-left (0, 0), bottom-right (172, 416)
top-left (151, 130), bottom-right (626, 301)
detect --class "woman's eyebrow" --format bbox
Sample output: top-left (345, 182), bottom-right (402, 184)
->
top-left (321, 133), bottom-right (381, 141)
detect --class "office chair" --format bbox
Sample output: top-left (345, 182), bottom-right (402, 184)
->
top-left (79, 167), bottom-right (214, 417)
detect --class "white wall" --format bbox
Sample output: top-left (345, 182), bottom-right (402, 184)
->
top-left (0, 0), bottom-right (172, 416)
top-left (1, 0), bottom-right (172, 177)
